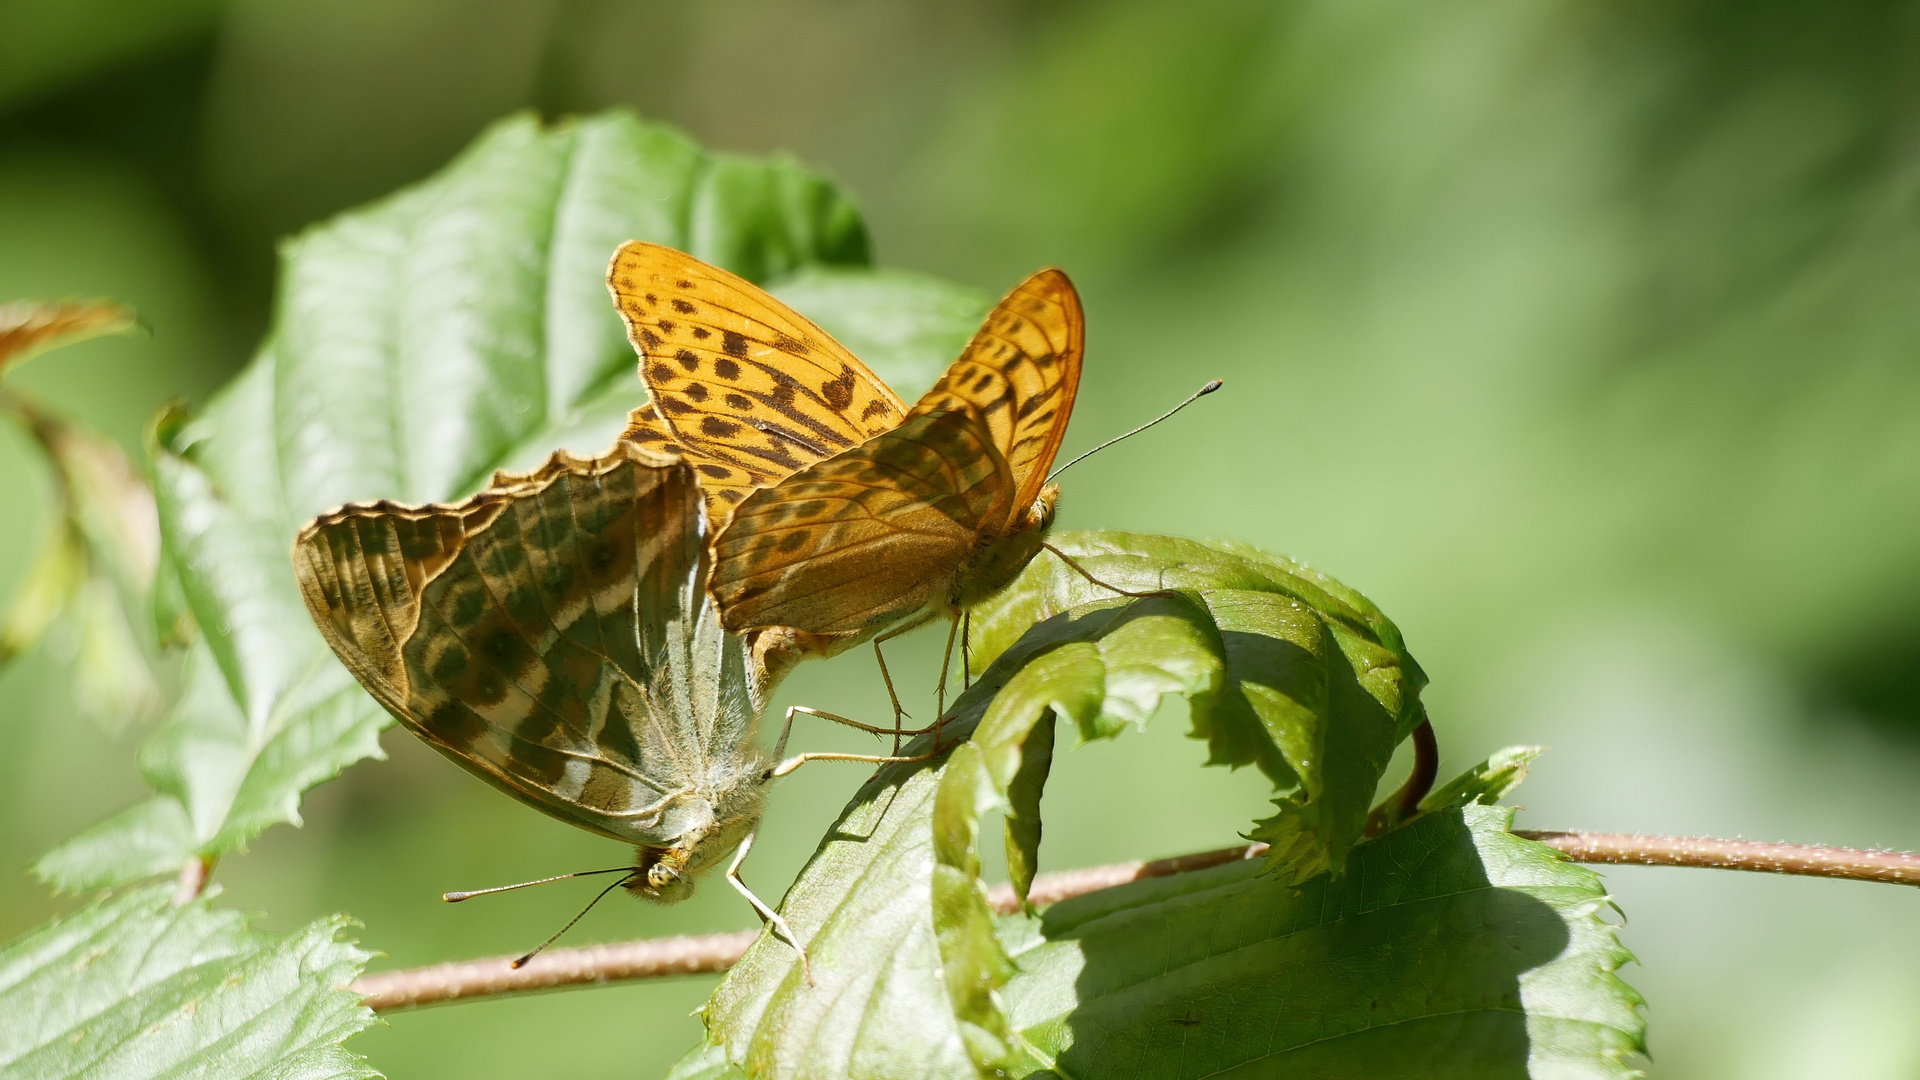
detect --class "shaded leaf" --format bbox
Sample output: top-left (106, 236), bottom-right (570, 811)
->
top-left (42, 110), bottom-right (985, 889)
top-left (973, 530), bottom-right (1428, 884)
top-left (931, 600), bottom-right (1221, 1073)
top-left (0, 885), bottom-right (377, 1080)
top-left (690, 712), bottom-right (1644, 1079)
top-left (997, 806), bottom-right (1645, 1079)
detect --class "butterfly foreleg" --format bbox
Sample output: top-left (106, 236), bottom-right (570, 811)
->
top-left (725, 829), bottom-right (813, 986)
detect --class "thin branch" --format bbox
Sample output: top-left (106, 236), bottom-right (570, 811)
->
top-left (1393, 717), bottom-right (1440, 822)
top-left (354, 843), bottom-right (1266, 1012)
top-left (1514, 830), bottom-right (1920, 886)
top-left (352, 830), bottom-right (1920, 1013)
top-left (353, 930), bottom-right (761, 1012)
top-left (171, 855), bottom-right (215, 906)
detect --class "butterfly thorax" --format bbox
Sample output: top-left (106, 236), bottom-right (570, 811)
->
top-left (623, 761), bottom-right (768, 903)
top-left (953, 485), bottom-right (1059, 612)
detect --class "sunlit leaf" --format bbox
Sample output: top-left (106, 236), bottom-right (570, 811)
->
top-left (0, 885), bottom-right (377, 1080)
top-left (40, 110), bottom-right (984, 890)
top-left (1421, 744), bottom-right (1545, 815)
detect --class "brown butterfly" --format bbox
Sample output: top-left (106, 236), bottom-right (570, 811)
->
top-left (609, 243), bottom-right (1090, 718)
top-left (292, 442), bottom-right (914, 969)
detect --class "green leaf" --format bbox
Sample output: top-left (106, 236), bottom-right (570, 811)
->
top-left (688, 722), bottom-right (1644, 1079)
top-left (997, 806), bottom-right (1645, 1079)
top-left (40, 110), bottom-right (989, 890)
top-left (663, 1043), bottom-right (748, 1080)
top-left (0, 885), bottom-right (378, 1080)
top-left (1, 317), bottom-right (167, 728)
top-left (973, 530), bottom-right (1429, 885)
top-left (1421, 745), bottom-right (1546, 815)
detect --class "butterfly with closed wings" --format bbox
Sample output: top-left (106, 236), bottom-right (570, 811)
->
top-left (293, 442), bottom-right (921, 972)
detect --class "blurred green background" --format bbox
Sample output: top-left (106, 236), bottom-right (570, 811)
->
top-left (4, 1), bottom-right (1920, 1076)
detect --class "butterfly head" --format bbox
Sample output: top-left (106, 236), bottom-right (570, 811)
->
top-left (1024, 484), bottom-right (1060, 532)
top-left (623, 766), bottom-right (769, 904)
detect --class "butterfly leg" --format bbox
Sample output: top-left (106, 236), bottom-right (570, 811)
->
top-left (1041, 542), bottom-right (1175, 600)
top-left (871, 611), bottom-right (940, 747)
top-left (961, 611), bottom-right (972, 693)
top-left (770, 704), bottom-right (934, 763)
top-left (766, 709), bottom-right (950, 780)
top-left (725, 829), bottom-right (813, 986)
top-left (930, 613), bottom-right (969, 748)
top-left (872, 639), bottom-right (910, 746)
top-left (935, 614), bottom-right (961, 721)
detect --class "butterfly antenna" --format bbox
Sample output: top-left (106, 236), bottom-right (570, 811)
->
top-left (1046, 378), bottom-right (1223, 482)
top-left (511, 874), bottom-right (635, 969)
top-left (442, 866), bottom-right (632, 903)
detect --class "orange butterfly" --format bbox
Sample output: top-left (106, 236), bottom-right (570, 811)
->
top-left (608, 243), bottom-right (1085, 716)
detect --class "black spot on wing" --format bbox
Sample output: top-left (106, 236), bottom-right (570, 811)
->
top-left (722, 331), bottom-right (749, 358)
top-left (821, 365), bottom-right (856, 411)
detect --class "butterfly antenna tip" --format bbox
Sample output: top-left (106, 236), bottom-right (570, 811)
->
top-left (509, 874), bottom-right (635, 968)
top-left (1046, 378), bottom-right (1225, 482)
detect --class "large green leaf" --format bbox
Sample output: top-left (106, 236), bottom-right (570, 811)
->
top-left (690, 702), bottom-right (1644, 1080)
top-left (972, 530), bottom-right (1429, 885)
top-left (38, 110), bottom-right (987, 891)
top-left (996, 805), bottom-right (1644, 1079)
top-left (0, 886), bottom-right (377, 1080)
top-left (700, 531), bottom-right (1433, 1076)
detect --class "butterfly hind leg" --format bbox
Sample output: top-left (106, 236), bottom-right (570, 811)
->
top-left (725, 829), bottom-right (813, 986)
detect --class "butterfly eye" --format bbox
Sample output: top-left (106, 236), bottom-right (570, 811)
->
top-left (647, 863), bottom-right (682, 889)
top-left (1028, 495), bottom-right (1056, 530)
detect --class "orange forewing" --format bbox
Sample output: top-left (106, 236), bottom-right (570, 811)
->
top-left (906, 269), bottom-right (1083, 513)
top-left (607, 242), bottom-right (907, 519)
top-left (700, 268), bottom-right (1080, 643)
